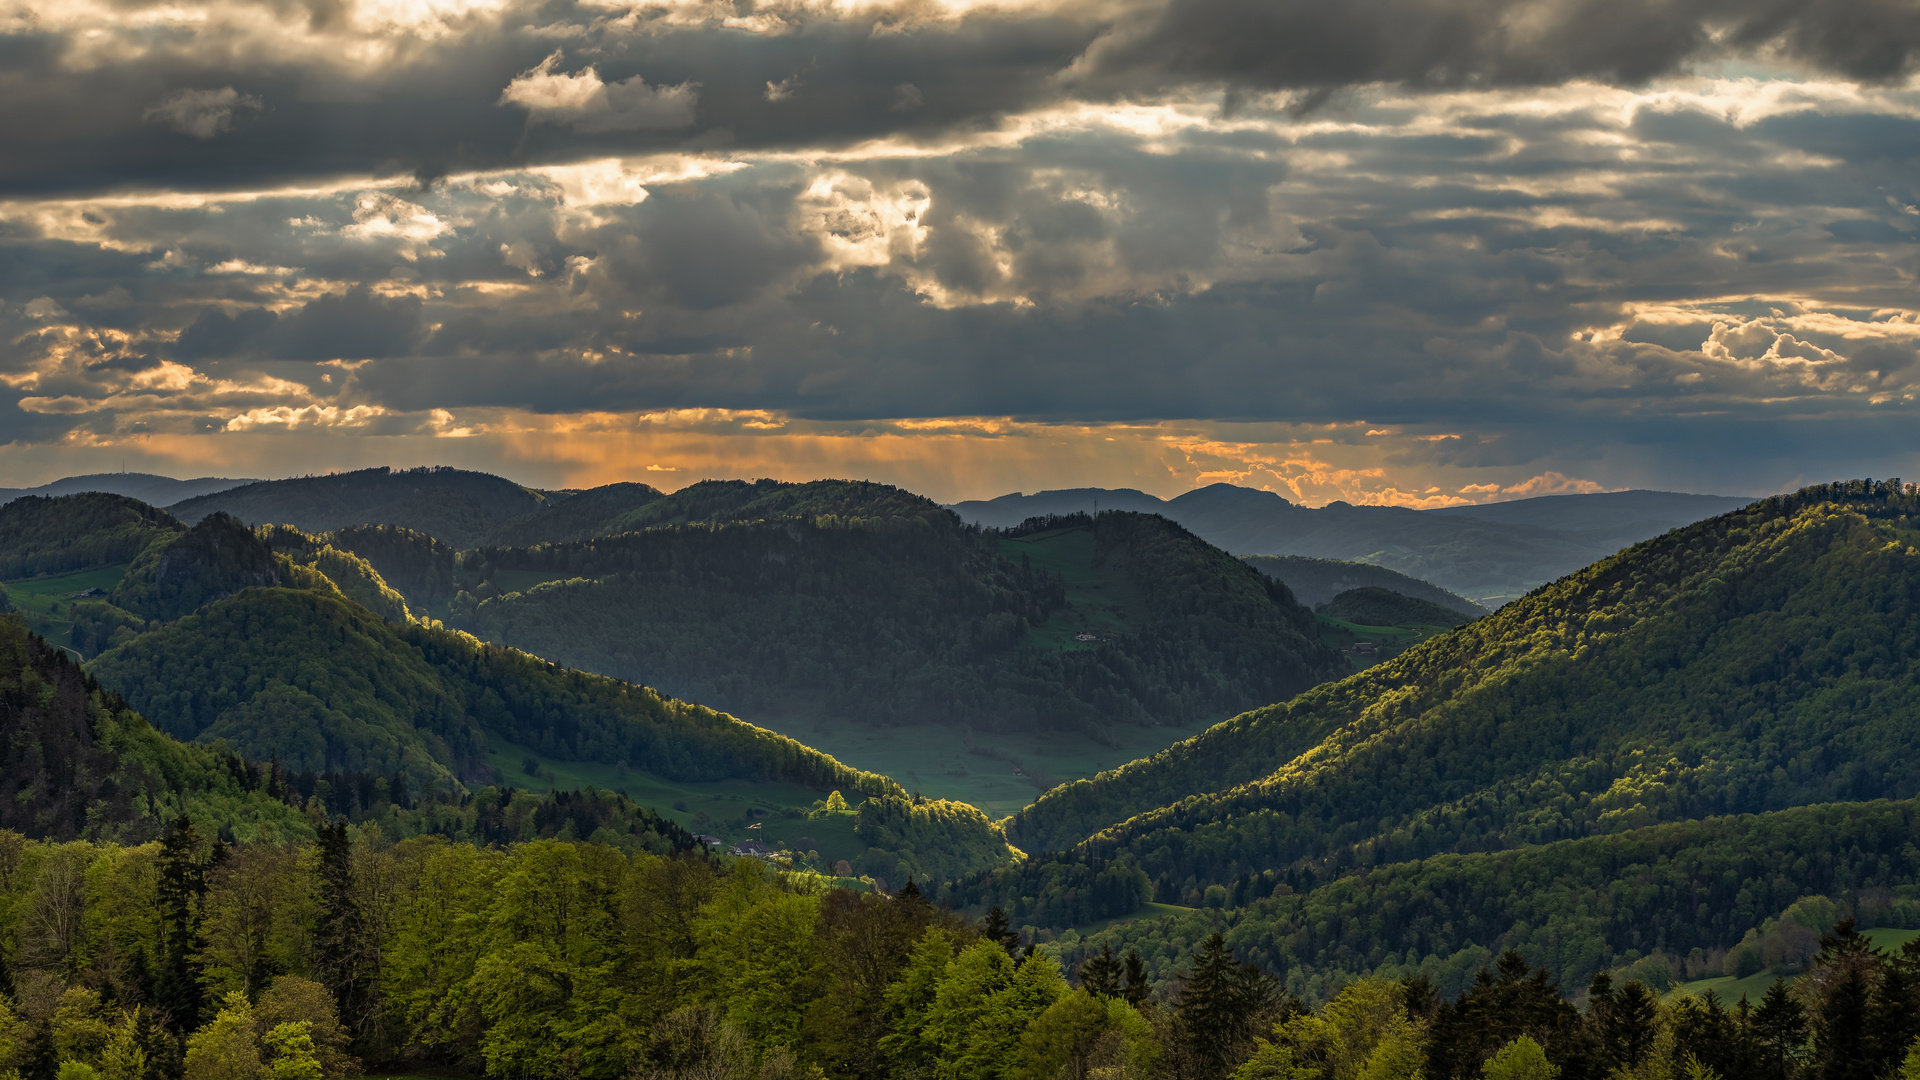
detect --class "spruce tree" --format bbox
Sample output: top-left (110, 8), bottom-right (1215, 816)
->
top-left (1078, 945), bottom-right (1121, 998)
top-left (1175, 933), bottom-right (1279, 1080)
top-left (153, 815), bottom-right (208, 1032)
top-left (1121, 949), bottom-right (1150, 1007)
top-left (980, 907), bottom-right (1020, 958)
top-left (1752, 979), bottom-right (1810, 1080)
top-left (311, 822), bottom-right (372, 1045)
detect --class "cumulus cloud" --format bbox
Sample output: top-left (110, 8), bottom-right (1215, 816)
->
top-left (142, 87), bottom-right (262, 139)
top-left (499, 52), bottom-right (699, 132)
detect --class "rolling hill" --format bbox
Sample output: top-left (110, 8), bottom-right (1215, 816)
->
top-left (1316, 586), bottom-right (1475, 629)
top-left (963, 480), bottom-right (1920, 983)
top-left (952, 485), bottom-right (1757, 605)
top-left (0, 488), bottom-right (1014, 880)
top-left (0, 471), bottom-right (255, 507)
top-left (167, 465), bottom-right (556, 548)
top-left (458, 505), bottom-right (1346, 742)
top-left (1242, 554), bottom-right (1485, 615)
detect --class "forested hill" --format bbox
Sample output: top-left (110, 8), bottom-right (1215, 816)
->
top-left (481, 476), bottom-right (951, 547)
top-left (0, 609), bottom-right (707, 852)
top-left (166, 465), bottom-right (554, 548)
top-left (989, 479), bottom-right (1920, 906)
top-left (460, 508), bottom-right (1346, 735)
top-left (0, 491), bottom-right (183, 578)
top-left (1243, 554), bottom-right (1485, 615)
top-left (1317, 586), bottom-right (1475, 629)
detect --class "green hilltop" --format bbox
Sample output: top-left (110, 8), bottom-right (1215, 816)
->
top-left (1315, 585), bottom-right (1476, 629)
top-left (458, 505), bottom-right (1346, 739)
top-left (962, 481), bottom-right (1920, 980)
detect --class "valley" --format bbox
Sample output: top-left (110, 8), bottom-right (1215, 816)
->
top-left (2, 469), bottom-right (1918, 1080)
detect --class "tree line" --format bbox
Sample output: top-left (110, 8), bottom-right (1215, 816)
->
top-left (2, 819), bottom-right (1916, 1080)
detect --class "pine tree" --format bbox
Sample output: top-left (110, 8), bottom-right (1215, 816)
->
top-left (1603, 981), bottom-right (1659, 1071)
top-left (1078, 946), bottom-right (1121, 998)
top-left (310, 823), bottom-right (371, 1046)
top-left (1120, 950), bottom-right (1149, 1007)
top-left (1869, 957), bottom-right (1920, 1076)
top-left (154, 816), bottom-right (208, 1032)
top-left (1175, 933), bottom-right (1278, 1080)
top-left (981, 907), bottom-right (1020, 958)
top-left (1752, 981), bottom-right (1809, 1080)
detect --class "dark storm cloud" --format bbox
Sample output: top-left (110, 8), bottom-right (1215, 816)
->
top-left (173, 285), bottom-right (425, 361)
top-left (3, 0), bottom-right (1918, 198)
top-left (1079, 0), bottom-right (1920, 92)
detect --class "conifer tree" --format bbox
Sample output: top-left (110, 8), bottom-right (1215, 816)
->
top-left (310, 823), bottom-right (371, 1046)
top-left (981, 908), bottom-right (1020, 958)
top-left (1752, 980), bottom-right (1809, 1080)
top-left (1078, 946), bottom-right (1121, 999)
top-left (1120, 950), bottom-right (1149, 1007)
top-left (154, 816), bottom-right (209, 1032)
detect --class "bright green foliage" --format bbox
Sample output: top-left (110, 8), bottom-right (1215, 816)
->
top-left (1899, 1037), bottom-right (1920, 1080)
top-left (182, 994), bottom-right (259, 1080)
top-left (55, 1062), bottom-right (98, 1080)
top-left (463, 505), bottom-right (1343, 737)
top-left (1011, 990), bottom-right (1154, 1080)
top-left (691, 865), bottom-right (824, 1051)
top-left (1480, 1037), bottom-right (1555, 1080)
top-left (97, 1011), bottom-right (146, 1080)
top-left (260, 526), bottom-right (413, 623)
top-left (259, 1025), bottom-right (320, 1080)
top-left (1273, 978), bottom-right (1423, 1080)
top-left (1315, 587), bottom-right (1474, 629)
top-left (470, 840), bottom-right (629, 1080)
top-left (0, 493), bottom-right (180, 580)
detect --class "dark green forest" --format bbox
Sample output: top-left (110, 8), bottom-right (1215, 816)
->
top-left (1315, 587), bottom-right (1475, 629)
top-left (461, 507), bottom-right (1344, 735)
top-left (167, 467), bottom-right (555, 549)
top-left (0, 494), bottom-right (181, 580)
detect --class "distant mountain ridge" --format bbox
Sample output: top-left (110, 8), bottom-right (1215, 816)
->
top-left (951, 484), bottom-right (1760, 603)
top-left (0, 472), bottom-right (255, 507)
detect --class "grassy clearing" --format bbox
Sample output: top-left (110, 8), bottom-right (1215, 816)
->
top-left (1000, 529), bottom-right (1147, 651)
top-left (1313, 613), bottom-right (1452, 671)
top-left (1666, 927), bottom-right (1920, 1001)
top-left (5, 564), bottom-right (130, 646)
top-left (477, 738), bottom-right (867, 865)
top-left (769, 713), bottom-right (1218, 819)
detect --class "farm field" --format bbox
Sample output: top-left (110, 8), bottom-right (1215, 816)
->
top-left (4, 564), bottom-right (131, 649)
top-left (1667, 926), bottom-right (1920, 1001)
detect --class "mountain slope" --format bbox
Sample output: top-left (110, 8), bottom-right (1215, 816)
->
top-left (1242, 555), bottom-right (1485, 615)
top-left (460, 507), bottom-right (1345, 736)
top-left (952, 485), bottom-right (1757, 604)
top-left (167, 466), bottom-right (553, 548)
top-left (1053, 794), bottom-right (1920, 1001)
top-left (989, 479), bottom-right (1920, 899)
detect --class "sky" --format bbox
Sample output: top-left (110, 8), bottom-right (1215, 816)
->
top-left (1, 0), bottom-right (1917, 506)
